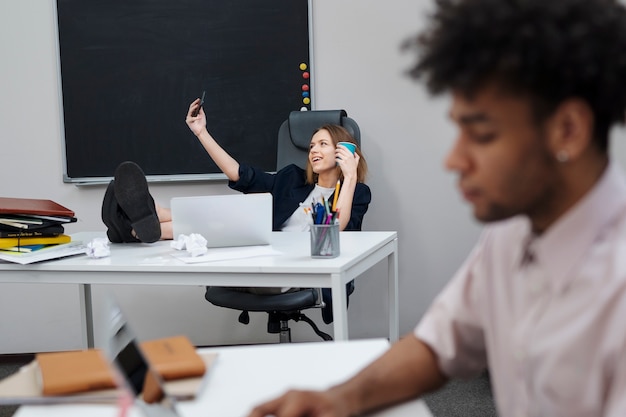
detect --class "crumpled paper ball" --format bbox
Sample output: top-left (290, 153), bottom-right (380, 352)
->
top-left (86, 237), bottom-right (111, 258)
top-left (170, 233), bottom-right (208, 257)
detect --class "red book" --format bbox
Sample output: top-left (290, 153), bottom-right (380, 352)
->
top-left (0, 197), bottom-right (75, 217)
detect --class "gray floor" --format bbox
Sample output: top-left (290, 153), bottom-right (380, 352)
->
top-left (423, 372), bottom-right (498, 417)
top-left (1, 357), bottom-right (496, 417)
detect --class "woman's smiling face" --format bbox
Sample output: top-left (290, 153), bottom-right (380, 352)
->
top-left (309, 129), bottom-right (337, 174)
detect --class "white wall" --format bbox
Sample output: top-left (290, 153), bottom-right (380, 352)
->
top-left (2, 0), bottom-right (625, 353)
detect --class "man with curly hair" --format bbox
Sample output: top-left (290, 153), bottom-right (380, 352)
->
top-left (247, 1), bottom-right (626, 416)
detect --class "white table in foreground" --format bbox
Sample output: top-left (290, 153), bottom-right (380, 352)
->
top-left (0, 231), bottom-right (398, 347)
top-left (13, 338), bottom-right (433, 417)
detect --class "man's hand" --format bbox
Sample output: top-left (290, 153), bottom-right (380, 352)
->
top-left (247, 389), bottom-right (352, 417)
top-left (247, 335), bottom-right (446, 417)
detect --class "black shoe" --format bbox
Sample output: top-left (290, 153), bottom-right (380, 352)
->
top-left (113, 161), bottom-right (161, 243)
top-left (101, 180), bottom-right (140, 243)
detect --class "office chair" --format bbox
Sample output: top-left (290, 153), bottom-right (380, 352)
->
top-left (204, 109), bottom-right (360, 342)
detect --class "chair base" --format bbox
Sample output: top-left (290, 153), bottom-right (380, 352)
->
top-left (279, 320), bottom-right (291, 343)
top-left (268, 311), bottom-right (333, 342)
top-left (237, 310), bottom-right (332, 342)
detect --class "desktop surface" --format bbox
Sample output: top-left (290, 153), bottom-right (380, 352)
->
top-left (0, 231), bottom-right (396, 277)
top-left (13, 339), bottom-right (433, 417)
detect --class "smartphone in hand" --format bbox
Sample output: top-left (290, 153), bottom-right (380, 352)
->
top-left (191, 90), bottom-right (205, 117)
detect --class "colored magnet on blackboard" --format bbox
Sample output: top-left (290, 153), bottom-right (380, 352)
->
top-left (302, 72), bottom-right (310, 79)
top-left (302, 84), bottom-right (309, 91)
top-left (303, 97), bottom-right (311, 105)
top-left (299, 63), bottom-right (308, 70)
top-left (300, 106), bottom-right (309, 111)
top-left (302, 91), bottom-right (309, 98)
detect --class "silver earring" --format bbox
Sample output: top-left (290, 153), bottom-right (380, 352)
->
top-left (556, 150), bottom-right (569, 163)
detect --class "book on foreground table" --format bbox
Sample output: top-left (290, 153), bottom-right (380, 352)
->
top-left (0, 335), bottom-right (215, 404)
top-left (37, 335), bottom-right (208, 396)
top-left (36, 349), bottom-right (116, 396)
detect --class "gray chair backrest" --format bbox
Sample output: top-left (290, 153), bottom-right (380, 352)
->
top-left (276, 110), bottom-right (361, 170)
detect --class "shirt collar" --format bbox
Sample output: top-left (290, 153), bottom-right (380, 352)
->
top-left (522, 162), bottom-right (626, 292)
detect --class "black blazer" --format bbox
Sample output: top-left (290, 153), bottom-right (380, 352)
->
top-left (229, 164), bottom-right (371, 231)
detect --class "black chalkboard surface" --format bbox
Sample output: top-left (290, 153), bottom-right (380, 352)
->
top-left (56, 0), bottom-right (311, 183)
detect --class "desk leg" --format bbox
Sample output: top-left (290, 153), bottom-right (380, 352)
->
top-left (388, 240), bottom-right (399, 342)
top-left (77, 283), bottom-right (95, 348)
top-left (331, 273), bottom-right (349, 341)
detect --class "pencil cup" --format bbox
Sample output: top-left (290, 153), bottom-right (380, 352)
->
top-left (310, 224), bottom-right (340, 258)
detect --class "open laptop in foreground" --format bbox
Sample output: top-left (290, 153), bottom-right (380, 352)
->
top-left (0, 300), bottom-right (186, 417)
top-left (103, 296), bottom-right (180, 417)
top-left (170, 193), bottom-right (272, 248)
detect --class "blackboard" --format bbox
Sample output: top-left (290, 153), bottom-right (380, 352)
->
top-left (55, 0), bottom-right (312, 184)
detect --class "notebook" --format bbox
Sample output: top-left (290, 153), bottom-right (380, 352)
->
top-left (170, 193), bottom-right (272, 248)
top-left (33, 335), bottom-right (207, 397)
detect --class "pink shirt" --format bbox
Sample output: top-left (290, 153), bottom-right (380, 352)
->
top-left (415, 163), bottom-right (626, 417)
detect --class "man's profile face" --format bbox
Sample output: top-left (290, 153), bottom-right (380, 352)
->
top-left (445, 84), bottom-right (560, 224)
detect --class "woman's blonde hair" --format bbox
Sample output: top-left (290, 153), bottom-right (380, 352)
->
top-left (305, 124), bottom-right (368, 184)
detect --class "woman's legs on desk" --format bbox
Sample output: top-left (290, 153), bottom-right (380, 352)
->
top-left (101, 161), bottom-right (173, 243)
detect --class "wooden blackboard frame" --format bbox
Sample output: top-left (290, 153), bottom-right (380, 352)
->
top-left (54, 0), bottom-right (313, 185)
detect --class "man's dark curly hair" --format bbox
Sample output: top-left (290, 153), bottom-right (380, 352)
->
top-left (406, 0), bottom-right (626, 151)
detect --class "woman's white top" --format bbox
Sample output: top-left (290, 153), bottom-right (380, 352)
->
top-left (281, 184), bottom-right (335, 232)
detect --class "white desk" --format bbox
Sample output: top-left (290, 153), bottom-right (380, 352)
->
top-left (0, 231), bottom-right (398, 347)
top-left (12, 339), bottom-right (433, 417)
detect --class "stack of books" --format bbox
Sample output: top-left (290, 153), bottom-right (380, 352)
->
top-left (0, 335), bottom-right (215, 402)
top-left (0, 197), bottom-right (83, 264)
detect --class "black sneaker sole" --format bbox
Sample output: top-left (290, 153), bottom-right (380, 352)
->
top-left (101, 180), bottom-right (139, 243)
top-left (113, 162), bottom-right (161, 243)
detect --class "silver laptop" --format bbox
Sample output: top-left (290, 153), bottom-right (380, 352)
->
top-left (103, 296), bottom-right (180, 417)
top-left (170, 193), bottom-right (272, 247)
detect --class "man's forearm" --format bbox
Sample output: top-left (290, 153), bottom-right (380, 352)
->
top-left (328, 334), bottom-right (448, 416)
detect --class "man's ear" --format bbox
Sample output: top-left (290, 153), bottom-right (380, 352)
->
top-left (545, 99), bottom-right (594, 162)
